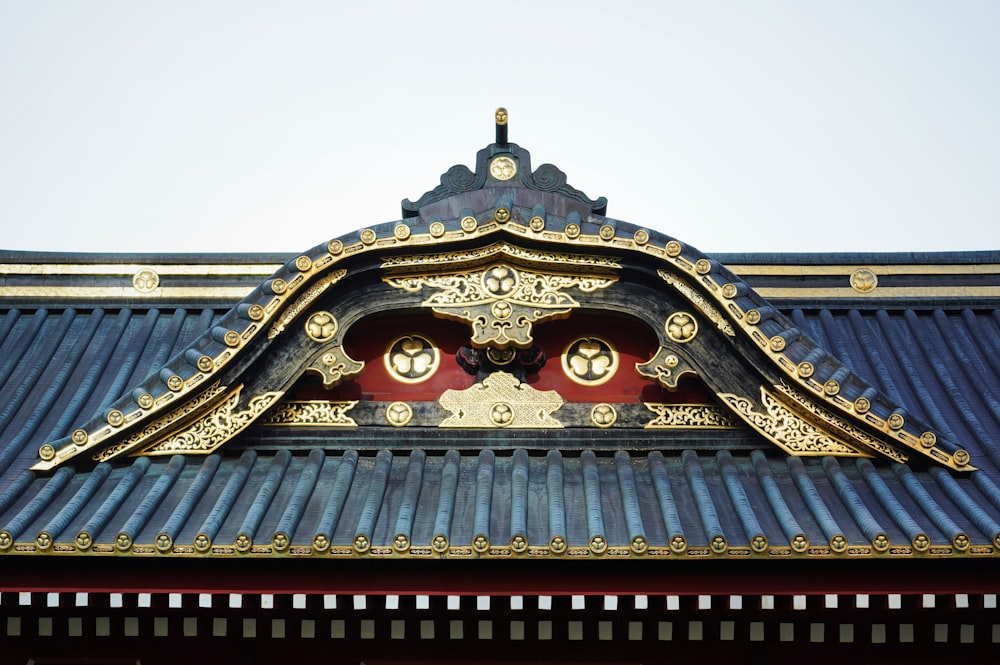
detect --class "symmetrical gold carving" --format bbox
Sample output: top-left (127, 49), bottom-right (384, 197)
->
top-left (633, 229), bottom-right (649, 245)
top-left (495, 107), bottom-right (508, 125)
top-left (38, 444), bottom-right (56, 461)
top-left (132, 269), bottom-right (159, 293)
top-left (565, 223), bottom-right (581, 239)
top-left (460, 216), bottom-right (478, 233)
top-left (659, 271), bottom-right (735, 336)
top-left (394, 224), bottom-right (411, 240)
top-left (643, 404), bottom-right (738, 429)
top-left (267, 270), bottom-right (347, 339)
top-left (599, 224), bottom-right (615, 240)
top-left (490, 156), bottom-right (517, 181)
top-left (718, 387), bottom-right (867, 457)
top-left (591, 403), bottom-right (617, 428)
top-left (262, 400), bottom-right (358, 427)
top-left (360, 229), bottom-right (377, 245)
top-left (386, 402), bottom-right (413, 427)
top-left (385, 335), bottom-right (440, 383)
top-left (140, 386), bottom-right (283, 456)
top-left (529, 216), bottom-right (545, 232)
top-left (380, 241), bottom-right (620, 272)
top-left (429, 221), bottom-right (445, 238)
top-left (304, 311), bottom-right (339, 343)
top-left (850, 268), bottom-right (878, 293)
top-left (562, 337), bottom-right (618, 386)
top-left (439, 371), bottom-right (563, 428)
top-left (92, 383), bottom-right (227, 462)
top-left (328, 239), bottom-right (344, 255)
top-left (665, 311), bottom-right (698, 343)
top-left (385, 262), bottom-right (616, 348)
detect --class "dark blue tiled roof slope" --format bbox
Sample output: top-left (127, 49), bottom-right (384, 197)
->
top-left (0, 252), bottom-right (998, 559)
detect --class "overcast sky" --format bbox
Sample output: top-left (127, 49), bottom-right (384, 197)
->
top-left (1, 1), bottom-right (998, 256)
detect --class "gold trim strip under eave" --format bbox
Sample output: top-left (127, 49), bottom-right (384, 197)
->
top-left (754, 286), bottom-right (1000, 299)
top-left (0, 263), bottom-right (281, 276)
top-left (0, 287), bottom-right (256, 299)
top-left (726, 264), bottom-right (1000, 276)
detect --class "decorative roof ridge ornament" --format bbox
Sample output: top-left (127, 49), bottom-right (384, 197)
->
top-left (401, 108), bottom-right (608, 218)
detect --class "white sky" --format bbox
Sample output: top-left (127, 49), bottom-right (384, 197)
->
top-left (1, 1), bottom-right (998, 255)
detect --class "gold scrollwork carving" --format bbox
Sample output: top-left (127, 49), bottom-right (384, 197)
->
top-left (262, 400), bottom-right (358, 427)
top-left (562, 337), bottom-right (619, 386)
top-left (385, 335), bottom-right (440, 384)
top-left (665, 311), bottom-right (698, 343)
top-left (92, 383), bottom-right (227, 462)
top-left (380, 241), bottom-right (621, 272)
top-left (643, 404), bottom-right (738, 429)
top-left (439, 371), bottom-right (563, 428)
top-left (717, 387), bottom-right (867, 457)
top-left (307, 345), bottom-right (365, 388)
top-left (658, 271), bottom-right (735, 337)
top-left (385, 263), bottom-right (616, 348)
top-left (140, 386), bottom-right (283, 456)
top-left (635, 347), bottom-right (696, 390)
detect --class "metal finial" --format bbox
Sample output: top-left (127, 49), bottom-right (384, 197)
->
top-left (495, 107), bottom-right (508, 147)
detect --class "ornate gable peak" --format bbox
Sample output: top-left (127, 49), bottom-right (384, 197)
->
top-left (401, 108), bottom-right (608, 219)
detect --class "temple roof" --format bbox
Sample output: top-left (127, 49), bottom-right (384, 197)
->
top-left (0, 111), bottom-right (998, 563)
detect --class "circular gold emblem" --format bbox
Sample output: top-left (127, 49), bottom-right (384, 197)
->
top-left (695, 259), bottom-right (712, 275)
top-left (529, 216), bottom-right (545, 232)
top-left (385, 335), bottom-right (440, 384)
top-left (953, 449), bottom-right (970, 467)
top-left (665, 240), bottom-right (682, 257)
top-left (494, 207), bottom-right (511, 223)
top-left (38, 444), bottom-right (56, 461)
top-left (591, 403), bottom-right (618, 428)
top-left (247, 304), bottom-right (265, 321)
top-left (562, 337), bottom-right (619, 386)
top-left (166, 376), bottom-right (184, 394)
top-left (196, 355), bottom-right (214, 372)
top-left (328, 239), bottom-right (344, 255)
top-left (495, 107), bottom-right (508, 125)
top-left (665, 312), bottom-right (698, 343)
top-left (394, 224), bottom-right (411, 240)
top-left (305, 311), bottom-right (338, 343)
top-left (483, 266), bottom-right (518, 297)
top-left (359, 229), bottom-right (377, 245)
top-left (132, 269), bottom-right (159, 294)
top-left (295, 256), bottom-right (312, 272)
top-left (490, 403), bottom-right (514, 427)
top-left (489, 156), bottom-right (517, 181)
top-left (887, 413), bottom-right (905, 430)
top-left (850, 268), bottom-right (878, 293)
top-left (797, 362), bottom-right (814, 378)
top-left (854, 397), bottom-right (871, 414)
top-left (823, 380), bottom-right (840, 395)
top-left (721, 283), bottom-right (739, 299)
top-left (599, 224), bottom-right (615, 241)
top-left (136, 392), bottom-right (154, 409)
top-left (107, 409), bottom-right (125, 427)
top-left (460, 216), bottom-right (478, 233)
top-left (386, 402), bottom-right (413, 427)
top-left (269, 279), bottom-right (287, 295)
top-left (920, 431), bottom-right (937, 448)
top-left (71, 429), bottom-right (88, 445)
top-left (633, 229), bottom-right (649, 245)
top-left (429, 221), bottom-right (446, 238)
top-left (486, 346), bottom-right (515, 365)
top-left (565, 223), bottom-right (581, 239)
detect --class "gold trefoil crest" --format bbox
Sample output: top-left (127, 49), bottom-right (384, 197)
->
top-left (385, 335), bottom-right (440, 383)
top-left (562, 337), bottom-right (619, 386)
top-left (385, 263), bottom-right (617, 348)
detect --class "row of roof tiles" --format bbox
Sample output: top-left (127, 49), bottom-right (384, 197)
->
top-left (0, 448), bottom-right (998, 558)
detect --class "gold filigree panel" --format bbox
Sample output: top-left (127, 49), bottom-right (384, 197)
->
top-left (718, 387), bottom-right (867, 457)
top-left (140, 386), bottom-right (283, 456)
top-left (643, 404), bottom-right (739, 429)
top-left (262, 400), bottom-right (358, 427)
top-left (385, 263), bottom-right (616, 348)
top-left (658, 270), bottom-right (735, 337)
top-left (439, 371), bottom-right (563, 428)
